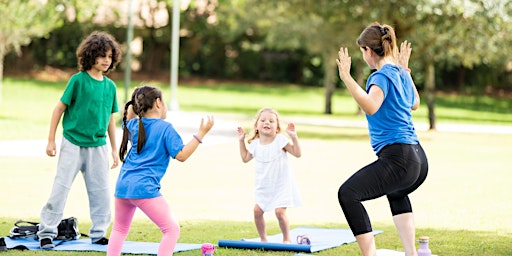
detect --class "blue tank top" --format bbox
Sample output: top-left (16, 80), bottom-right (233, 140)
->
top-left (365, 64), bottom-right (418, 154)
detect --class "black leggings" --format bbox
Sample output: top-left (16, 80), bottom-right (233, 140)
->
top-left (338, 143), bottom-right (428, 236)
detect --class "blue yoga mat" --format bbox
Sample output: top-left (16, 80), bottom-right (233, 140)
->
top-left (218, 226), bottom-right (383, 253)
top-left (3, 236), bottom-right (202, 254)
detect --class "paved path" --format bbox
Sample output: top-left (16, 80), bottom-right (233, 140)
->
top-left (1, 111), bottom-right (511, 157)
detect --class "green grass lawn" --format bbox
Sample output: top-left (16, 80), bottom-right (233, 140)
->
top-left (1, 77), bottom-right (512, 140)
top-left (1, 77), bottom-right (512, 255)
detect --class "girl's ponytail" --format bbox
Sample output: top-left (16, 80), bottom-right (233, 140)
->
top-left (380, 24), bottom-right (398, 60)
top-left (119, 100), bottom-right (133, 162)
top-left (137, 114), bottom-right (146, 153)
top-left (357, 22), bottom-right (398, 59)
top-left (121, 85), bottom-right (161, 156)
top-left (134, 90), bottom-right (149, 154)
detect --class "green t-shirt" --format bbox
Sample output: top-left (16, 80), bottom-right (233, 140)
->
top-left (60, 71), bottom-right (119, 147)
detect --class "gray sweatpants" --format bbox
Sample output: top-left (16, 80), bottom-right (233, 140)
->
top-left (38, 137), bottom-right (111, 242)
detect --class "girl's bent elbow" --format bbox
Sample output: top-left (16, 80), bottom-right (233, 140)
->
top-left (175, 154), bottom-right (188, 162)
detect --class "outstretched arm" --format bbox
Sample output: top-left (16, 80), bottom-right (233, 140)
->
top-left (237, 126), bottom-right (253, 163)
top-left (284, 123), bottom-right (301, 158)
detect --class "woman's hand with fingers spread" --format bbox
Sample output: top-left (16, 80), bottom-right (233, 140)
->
top-left (336, 47), bottom-right (352, 81)
top-left (398, 40), bottom-right (412, 69)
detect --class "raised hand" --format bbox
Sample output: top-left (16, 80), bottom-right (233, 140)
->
top-left (336, 47), bottom-right (352, 81)
top-left (398, 40), bottom-right (412, 69)
top-left (199, 115), bottom-right (215, 135)
top-left (286, 123), bottom-right (297, 138)
top-left (237, 126), bottom-right (246, 141)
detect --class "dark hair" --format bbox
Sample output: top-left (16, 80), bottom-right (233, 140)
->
top-left (76, 31), bottom-right (121, 74)
top-left (356, 22), bottom-right (398, 59)
top-left (119, 85), bottom-right (163, 162)
top-left (119, 87), bottom-right (140, 162)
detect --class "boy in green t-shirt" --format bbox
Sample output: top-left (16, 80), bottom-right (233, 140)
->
top-left (38, 31), bottom-right (122, 249)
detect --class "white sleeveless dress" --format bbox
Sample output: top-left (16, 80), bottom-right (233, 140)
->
top-left (247, 134), bottom-right (303, 212)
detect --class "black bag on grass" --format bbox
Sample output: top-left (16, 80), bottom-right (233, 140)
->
top-left (9, 217), bottom-right (85, 240)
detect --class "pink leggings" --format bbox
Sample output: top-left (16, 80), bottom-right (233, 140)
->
top-left (106, 196), bottom-right (180, 256)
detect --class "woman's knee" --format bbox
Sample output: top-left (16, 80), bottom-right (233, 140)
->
top-left (338, 184), bottom-right (355, 207)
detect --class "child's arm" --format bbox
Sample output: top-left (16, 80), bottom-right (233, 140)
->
top-left (107, 114), bottom-right (119, 169)
top-left (284, 123), bottom-right (301, 158)
top-left (237, 126), bottom-right (253, 163)
top-left (175, 115), bottom-right (214, 162)
top-left (46, 101), bottom-right (67, 157)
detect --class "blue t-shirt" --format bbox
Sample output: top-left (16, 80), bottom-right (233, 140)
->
top-left (115, 118), bottom-right (185, 199)
top-left (365, 64), bottom-right (418, 154)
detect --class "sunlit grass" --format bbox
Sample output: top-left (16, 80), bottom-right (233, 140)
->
top-left (1, 77), bottom-right (512, 255)
top-left (1, 77), bottom-right (511, 140)
top-left (0, 219), bottom-right (510, 255)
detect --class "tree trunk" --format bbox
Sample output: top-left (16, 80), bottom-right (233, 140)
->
top-left (323, 53), bottom-right (336, 115)
top-left (456, 66), bottom-right (465, 91)
top-left (425, 62), bottom-right (436, 130)
top-left (355, 62), bottom-right (365, 115)
top-left (0, 49), bottom-right (4, 104)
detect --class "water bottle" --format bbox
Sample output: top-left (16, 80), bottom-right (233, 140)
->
top-left (417, 236), bottom-right (432, 256)
top-left (201, 243), bottom-right (215, 256)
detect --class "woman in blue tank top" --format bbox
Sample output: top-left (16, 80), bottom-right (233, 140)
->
top-left (336, 22), bottom-right (429, 256)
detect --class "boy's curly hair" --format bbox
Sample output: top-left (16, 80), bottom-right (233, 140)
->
top-left (76, 31), bottom-right (122, 74)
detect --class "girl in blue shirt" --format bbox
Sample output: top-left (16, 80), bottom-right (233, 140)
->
top-left (106, 86), bottom-right (214, 256)
top-left (336, 23), bottom-right (428, 256)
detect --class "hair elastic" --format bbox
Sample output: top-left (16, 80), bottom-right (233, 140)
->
top-left (380, 27), bottom-right (387, 35)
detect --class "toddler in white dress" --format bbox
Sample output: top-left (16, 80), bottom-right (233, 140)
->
top-left (237, 107), bottom-right (303, 244)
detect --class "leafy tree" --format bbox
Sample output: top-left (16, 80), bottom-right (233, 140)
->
top-left (0, 0), bottom-right (64, 102)
top-left (0, 0), bottom-right (102, 103)
top-left (216, 0), bottom-right (366, 114)
top-left (406, 0), bottom-right (512, 129)
top-left (215, 0), bottom-right (429, 115)
top-left (219, 0), bottom-right (512, 128)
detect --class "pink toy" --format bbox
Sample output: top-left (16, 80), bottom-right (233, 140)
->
top-left (201, 243), bottom-right (215, 256)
